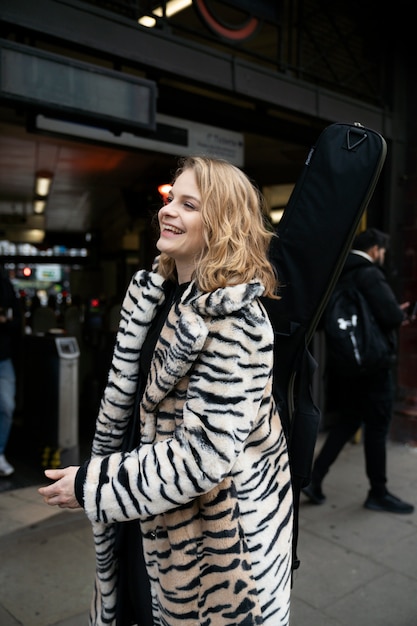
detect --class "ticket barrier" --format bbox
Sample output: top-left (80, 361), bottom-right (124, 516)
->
top-left (23, 334), bottom-right (80, 468)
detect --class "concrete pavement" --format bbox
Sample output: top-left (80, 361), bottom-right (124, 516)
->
top-left (0, 432), bottom-right (416, 626)
top-left (292, 434), bottom-right (417, 626)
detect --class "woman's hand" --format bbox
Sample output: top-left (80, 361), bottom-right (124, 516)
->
top-left (38, 466), bottom-right (81, 509)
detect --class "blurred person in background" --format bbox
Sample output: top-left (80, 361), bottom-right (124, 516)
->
top-left (0, 267), bottom-right (22, 476)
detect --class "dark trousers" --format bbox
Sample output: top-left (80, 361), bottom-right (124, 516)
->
top-left (312, 368), bottom-right (393, 496)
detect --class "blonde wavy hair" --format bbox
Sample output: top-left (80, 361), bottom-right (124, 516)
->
top-left (157, 156), bottom-right (279, 299)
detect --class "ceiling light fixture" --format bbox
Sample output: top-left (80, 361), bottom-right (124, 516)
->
top-left (138, 0), bottom-right (192, 27)
top-left (33, 199), bottom-right (46, 214)
top-left (270, 208), bottom-right (285, 224)
top-left (35, 170), bottom-right (53, 197)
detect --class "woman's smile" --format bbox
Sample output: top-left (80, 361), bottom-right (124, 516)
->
top-left (160, 223), bottom-right (184, 236)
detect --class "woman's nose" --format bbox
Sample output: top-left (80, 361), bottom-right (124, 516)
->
top-left (160, 202), bottom-right (176, 217)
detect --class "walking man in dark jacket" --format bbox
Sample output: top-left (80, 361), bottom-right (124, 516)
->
top-left (303, 228), bottom-right (414, 514)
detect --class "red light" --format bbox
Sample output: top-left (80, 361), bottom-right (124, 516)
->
top-left (158, 183), bottom-right (172, 200)
top-left (90, 298), bottom-right (100, 309)
top-left (22, 267), bottom-right (32, 277)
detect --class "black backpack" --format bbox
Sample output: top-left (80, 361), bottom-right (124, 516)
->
top-left (324, 272), bottom-right (394, 375)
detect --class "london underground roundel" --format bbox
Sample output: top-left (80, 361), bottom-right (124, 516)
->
top-left (194, 0), bottom-right (260, 42)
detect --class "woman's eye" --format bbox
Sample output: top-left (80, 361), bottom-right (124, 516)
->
top-left (163, 197), bottom-right (197, 210)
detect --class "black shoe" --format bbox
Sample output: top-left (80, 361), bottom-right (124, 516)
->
top-left (364, 491), bottom-right (415, 514)
top-left (302, 483), bottom-right (326, 505)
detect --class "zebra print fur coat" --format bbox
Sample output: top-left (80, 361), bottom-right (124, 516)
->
top-left (81, 267), bottom-right (293, 626)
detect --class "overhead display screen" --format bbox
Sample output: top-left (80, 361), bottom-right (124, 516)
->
top-left (0, 39), bottom-right (156, 132)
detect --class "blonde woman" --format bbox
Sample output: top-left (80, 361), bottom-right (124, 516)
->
top-left (39, 157), bottom-right (293, 626)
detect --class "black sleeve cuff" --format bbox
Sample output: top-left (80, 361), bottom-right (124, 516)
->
top-left (75, 459), bottom-right (89, 507)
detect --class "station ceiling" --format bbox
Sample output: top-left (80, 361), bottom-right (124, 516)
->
top-left (0, 102), bottom-right (310, 246)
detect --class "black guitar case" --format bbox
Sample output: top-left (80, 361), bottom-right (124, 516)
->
top-left (262, 121), bottom-right (387, 576)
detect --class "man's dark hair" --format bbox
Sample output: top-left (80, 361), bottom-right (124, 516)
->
top-left (352, 227), bottom-right (390, 252)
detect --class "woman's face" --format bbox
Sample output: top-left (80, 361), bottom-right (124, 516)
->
top-left (157, 168), bottom-right (204, 283)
